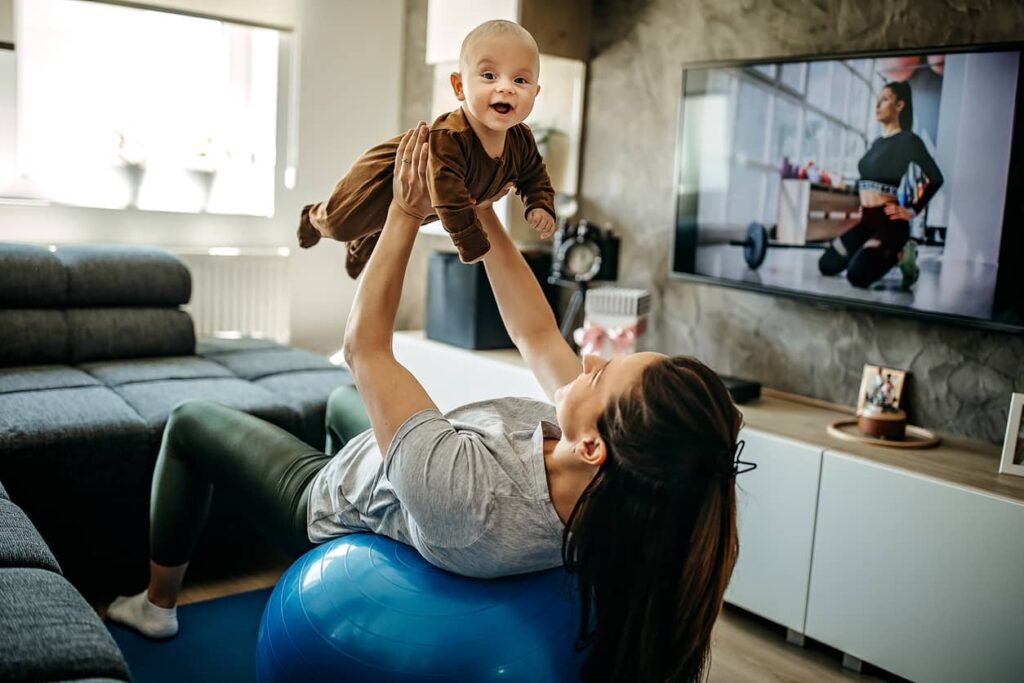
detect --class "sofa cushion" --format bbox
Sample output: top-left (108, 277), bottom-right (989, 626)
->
top-left (0, 568), bottom-right (131, 683)
top-left (0, 387), bottom-right (148, 452)
top-left (0, 421), bottom-right (153, 599)
top-left (80, 356), bottom-right (233, 387)
top-left (0, 310), bottom-right (70, 367)
top-left (0, 366), bottom-right (99, 394)
top-left (195, 336), bottom-right (281, 355)
top-left (0, 495), bottom-right (61, 573)
top-left (202, 346), bottom-right (337, 381)
top-left (256, 368), bottom-right (354, 449)
top-left (113, 377), bottom-right (298, 435)
top-left (0, 243), bottom-right (67, 308)
top-left (68, 308), bottom-right (195, 363)
top-left (56, 244), bottom-right (191, 307)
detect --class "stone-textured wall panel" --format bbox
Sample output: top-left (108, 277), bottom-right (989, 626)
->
top-left (396, 0), bottom-right (452, 331)
top-left (401, 0), bottom-right (432, 132)
top-left (583, 0), bottom-right (1024, 442)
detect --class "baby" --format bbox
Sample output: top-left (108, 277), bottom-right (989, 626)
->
top-left (296, 20), bottom-right (556, 278)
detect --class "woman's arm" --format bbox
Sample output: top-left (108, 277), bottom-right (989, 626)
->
top-left (475, 199), bottom-right (580, 401)
top-left (910, 135), bottom-right (944, 214)
top-left (885, 135), bottom-right (945, 221)
top-left (343, 124), bottom-right (439, 457)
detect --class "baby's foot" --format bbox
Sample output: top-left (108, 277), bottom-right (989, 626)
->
top-left (106, 590), bottom-right (178, 639)
top-left (297, 205), bottom-right (321, 248)
top-left (345, 232), bottom-right (381, 279)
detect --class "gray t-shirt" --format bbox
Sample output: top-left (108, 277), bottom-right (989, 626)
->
top-left (306, 397), bottom-right (566, 578)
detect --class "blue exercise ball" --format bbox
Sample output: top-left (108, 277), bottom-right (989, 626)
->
top-left (256, 534), bottom-right (586, 682)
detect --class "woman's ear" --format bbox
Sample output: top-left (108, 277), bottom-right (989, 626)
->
top-left (450, 72), bottom-right (465, 101)
top-left (574, 437), bottom-right (607, 468)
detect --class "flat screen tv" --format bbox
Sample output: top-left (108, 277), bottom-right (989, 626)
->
top-left (672, 43), bottom-right (1024, 333)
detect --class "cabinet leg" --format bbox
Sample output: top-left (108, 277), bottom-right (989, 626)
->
top-left (842, 653), bottom-right (863, 673)
top-left (785, 629), bottom-right (805, 647)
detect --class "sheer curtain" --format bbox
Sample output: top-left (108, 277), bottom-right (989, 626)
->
top-left (15, 0), bottom-right (279, 215)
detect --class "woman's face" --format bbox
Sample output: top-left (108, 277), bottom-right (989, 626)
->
top-left (553, 352), bottom-right (666, 445)
top-left (875, 87), bottom-right (904, 125)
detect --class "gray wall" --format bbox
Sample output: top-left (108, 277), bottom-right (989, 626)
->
top-left (580, 0), bottom-right (1024, 443)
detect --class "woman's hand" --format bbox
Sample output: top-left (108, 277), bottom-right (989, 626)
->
top-left (884, 202), bottom-right (915, 221)
top-left (391, 122), bottom-right (432, 221)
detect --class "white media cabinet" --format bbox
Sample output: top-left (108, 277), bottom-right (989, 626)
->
top-left (390, 331), bottom-right (1024, 683)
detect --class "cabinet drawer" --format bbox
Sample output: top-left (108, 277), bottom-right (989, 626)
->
top-left (806, 452), bottom-right (1024, 683)
top-left (725, 429), bottom-right (822, 633)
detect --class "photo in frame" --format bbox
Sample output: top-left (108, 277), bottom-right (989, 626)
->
top-left (998, 393), bottom-right (1024, 477)
top-left (856, 364), bottom-right (907, 415)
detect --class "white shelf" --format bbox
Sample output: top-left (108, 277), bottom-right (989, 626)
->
top-left (391, 331), bottom-right (543, 413)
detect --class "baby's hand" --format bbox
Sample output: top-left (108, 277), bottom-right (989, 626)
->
top-left (527, 209), bottom-right (556, 239)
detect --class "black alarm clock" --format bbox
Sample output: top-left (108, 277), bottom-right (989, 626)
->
top-left (550, 219), bottom-right (619, 283)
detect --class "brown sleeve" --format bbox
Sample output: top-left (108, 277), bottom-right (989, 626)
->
top-left (516, 135), bottom-right (556, 220)
top-left (427, 130), bottom-right (490, 262)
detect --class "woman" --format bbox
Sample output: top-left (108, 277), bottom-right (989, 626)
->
top-left (818, 81), bottom-right (943, 289)
top-left (107, 124), bottom-right (749, 682)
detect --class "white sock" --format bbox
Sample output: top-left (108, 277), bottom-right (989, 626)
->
top-left (106, 590), bottom-right (179, 639)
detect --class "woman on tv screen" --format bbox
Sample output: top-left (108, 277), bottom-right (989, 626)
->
top-left (818, 81), bottom-right (944, 289)
top-left (675, 49), bottom-right (1021, 327)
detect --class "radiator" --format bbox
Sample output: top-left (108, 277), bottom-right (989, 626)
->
top-left (172, 247), bottom-right (291, 344)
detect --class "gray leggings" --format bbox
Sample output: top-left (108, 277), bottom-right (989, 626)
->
top-left (149, 385), bottom-right (370, 567)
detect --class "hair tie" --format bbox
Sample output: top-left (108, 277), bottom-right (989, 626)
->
top-left (728, 440), bottom-right (757, 479)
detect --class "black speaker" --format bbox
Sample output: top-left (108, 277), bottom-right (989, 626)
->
top-left (425, 250), bottom-right (552, 350)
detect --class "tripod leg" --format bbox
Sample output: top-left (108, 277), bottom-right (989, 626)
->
top-left (560, 289), bottom-right (585, 341)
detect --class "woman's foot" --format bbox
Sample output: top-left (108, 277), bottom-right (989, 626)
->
top-left (106, 590), bottom-right (179, 639)
top-left (898, 240), bottom-right (919, 290)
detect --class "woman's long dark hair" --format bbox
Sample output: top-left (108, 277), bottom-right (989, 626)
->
top-left (886, 80), bottom-right (914, 132)
top-left (562, 356), bottom-right (743, 682)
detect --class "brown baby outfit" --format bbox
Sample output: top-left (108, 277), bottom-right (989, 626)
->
top-left (297, 107), bottom-right (556, 278)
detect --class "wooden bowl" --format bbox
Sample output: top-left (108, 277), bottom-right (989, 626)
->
top-left (857, 408), bottom-right (907, 440)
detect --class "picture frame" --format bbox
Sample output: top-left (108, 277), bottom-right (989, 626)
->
top-left (856, 364), bottom-right (907, 415)
top-left (998, 393), bottom-right (1024, 478)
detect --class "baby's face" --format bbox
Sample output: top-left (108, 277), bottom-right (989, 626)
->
top-left (454, 35), bottom-right (540, 134)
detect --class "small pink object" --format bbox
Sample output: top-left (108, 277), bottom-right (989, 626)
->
top-left (878, 56), bottom-right (921, 81)
top-left (573, 320), bottom-right (605, 357)
top-left (576, 288), bottom-right (651, 359)
top-left (607, 319), bottom-right (648, 357)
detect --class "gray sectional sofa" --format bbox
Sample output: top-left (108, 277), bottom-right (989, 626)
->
top-left (0, 478), bottom-right (131, 682)
top-left (0, 243), bottom-right (352, 600)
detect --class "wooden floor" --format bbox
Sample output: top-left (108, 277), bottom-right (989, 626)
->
top-left (708, 605), bottom-right (903, 682)
top-left (96, 561), bottom-right (903, 683)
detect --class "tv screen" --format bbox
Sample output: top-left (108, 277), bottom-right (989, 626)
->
top-left (672, 45), bottom-right (1024, 333)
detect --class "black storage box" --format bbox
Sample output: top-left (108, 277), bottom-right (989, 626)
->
top-left (426, 249), bottom-right (553, 350)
